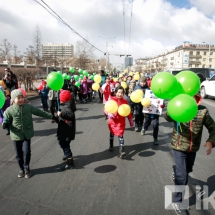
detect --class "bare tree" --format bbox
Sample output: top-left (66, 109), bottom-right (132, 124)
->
top-left (13, 45), bottom-right (22, 64)
top-left (24, 45), bottom-right (35, 64)
top-left (75, 39), bottom-right (95, 70)
top-left (0, 39), bottom-right (12, 61)
top-left (33, 26), bottom-right (42, 67)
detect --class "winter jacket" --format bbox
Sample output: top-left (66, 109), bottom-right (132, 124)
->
top-left (100, 75), bottom-right (106, 87)
top-left (3, 103), bottom-right (53, 141)
top-left (108, 96), bottom-right (132, 136)
top-left (57, 101), bottom-right (76, 141)
top-left (133, 83), bottom-right (149, 95)
top-left (48, 90), bottom-right (57, 100)
top-left (80, 81), bottom-right (88, 95)
top-left (163, 105), bottom-right (215, 152)
top-left (40, 86), bottom-right (49, 97)
top-left (128, 80), bottom-right (136, 97)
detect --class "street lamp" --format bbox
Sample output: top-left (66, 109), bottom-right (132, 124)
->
top-left (99, 36), bottom-right (116, 71)
top-left (203, 42), bottom-right (211, 68)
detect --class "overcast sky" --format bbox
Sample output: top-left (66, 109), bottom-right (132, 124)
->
top-left (1, 0), bottom-right (215, 67)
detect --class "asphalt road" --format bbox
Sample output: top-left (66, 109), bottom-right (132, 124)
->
top-left (0, 96), bottom-right (215, 215)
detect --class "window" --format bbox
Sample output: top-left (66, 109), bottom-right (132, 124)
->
top-left (203, 58), bottom-right (206, 61)
top-left (197, 51), bottom-right (200, 55)
top-left (209, 65), bottom-right (212, 68)
top-left (210, 52), bottom-right (213, 55)
top-left (209, 58), bottom-right (212, 62)
top-left (190, 51), bottom-right (193, 55)
top-left (204, 52), bottom-right (207, 55)
top-left (202, 64), bottom-right (205, 68)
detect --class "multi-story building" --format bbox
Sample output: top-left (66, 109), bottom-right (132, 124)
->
top-left (42, 43), bottom-right (74, 60)
top-left (124, 57), bottom-right (133, 69)
top-left (135, 42), bottom-right (215, 74)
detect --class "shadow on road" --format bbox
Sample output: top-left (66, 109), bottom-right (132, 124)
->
top-left (94, 165), bottom-right (117, 173)
top-left (77, 115), bottom-right (104, 121)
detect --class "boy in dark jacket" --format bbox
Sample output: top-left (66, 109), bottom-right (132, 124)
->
top-left (57, 90), bottom-right (76, 170)
top-left (164, 94), bottom-right (215, 213)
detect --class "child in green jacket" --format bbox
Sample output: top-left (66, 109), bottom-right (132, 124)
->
top-left (3, 89), bottom-right (55, 178)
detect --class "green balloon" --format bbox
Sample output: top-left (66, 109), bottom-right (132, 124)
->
top-left (69, 67), bottom-right (75, 73)
top-left (78, 69), bottom-right (83, 74)
top-left (151, 72), bottom-right (177, 99)
top-left (176, 70), bottom-right (200, 96)
top-left (0, 90), bottom-right (5, 109)
top-left (67, 75), bottom-right (71, 80)
top-left (62, 73), bottom-right (68, 80)
top-left (80, 75), bottom-right (83, 80)
top-left (75, 81), bottom-right (81, 87)
top-left (90, 75), bottom-right (94, 81)
top-left (83, 70), bottom-right (88, 76)
top-left (74, 75), bottom-right (79, 81)
top-left (57, 71), bottom-right (62, 74)
top-left (47, 72), bottom-right (64, 91)
top-left (167, 94), bottom-right (198, 122)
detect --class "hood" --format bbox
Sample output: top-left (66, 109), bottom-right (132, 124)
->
top-left (194, 94), bottom-right (202, 105)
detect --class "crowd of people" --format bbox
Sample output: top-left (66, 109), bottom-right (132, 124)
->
top-left (1, 68), bottom-right (215, 214)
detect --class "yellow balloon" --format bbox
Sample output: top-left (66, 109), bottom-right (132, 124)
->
top-left (94, 75), bottom-right (102, 83)
top-left (113, 78), bottom-right (118, 82)
top-left (118, 104), bottom-right (131, 117)
top-left (121, 81), bottom-right (127, 89)
top-left (136, 89), bottom-right (144, 97)
top-left (129, 72), bottom-right (133, 76)
top-left (141, 98), bottom-right (151, 107)
top-left (123, 78), bottom-right (126, 81)
top-left (104, 100), bottom-right (118, 114)
top-left (134, 74), bottom-right (140, 80)
top-left (119, 74), bottom-right (123, 78)
top-left (130, 90), bottom-right (143, 103)
top-left (92, 83), bottom-right (100, 91)
top-left (124, 70), bottom-right (128, 73)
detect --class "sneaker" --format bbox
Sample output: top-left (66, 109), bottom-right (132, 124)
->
top-left (172, 165), bottom-right (175, 183)
top-left (24, 169), bottom-right (31, 179)
top-left (141, 129), bottom-right (145, 136)
top-left (172, 203), bottom-right (188, 215)
top-left (63, 157), bottom-right (74, 170)
top-left (135, 127), bottom-right (139, 132)
top-left (18, 170), bottom-right (25, 178)
top-left (119, 145), bottom-right (126, 159)
top-left (154, 139), bottom-right (158, 145)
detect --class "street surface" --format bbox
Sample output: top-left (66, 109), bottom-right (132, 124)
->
top-left (0, 96), bottom-right (215, 215)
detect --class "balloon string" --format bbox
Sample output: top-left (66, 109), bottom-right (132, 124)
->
top-left (179, 123), bottom-right (182, 132)
top-left (176, 122), bottom-right (179, 135)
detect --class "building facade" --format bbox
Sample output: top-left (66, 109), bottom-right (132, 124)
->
top-left (132, 42), bottom-right (215, 74)
top-left (42, 43), bottom-right (74, 59)
top-left (124, 57), bottom-right (133, 69)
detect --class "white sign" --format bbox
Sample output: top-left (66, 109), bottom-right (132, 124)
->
top-left (142, 89), bottom-right (164, 115)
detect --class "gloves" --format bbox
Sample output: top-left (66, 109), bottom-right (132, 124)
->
top-left (128, 118), bottom-right (134, 127)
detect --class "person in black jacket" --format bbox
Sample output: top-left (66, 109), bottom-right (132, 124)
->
top-left (57, 90), bottom-right (76, 170)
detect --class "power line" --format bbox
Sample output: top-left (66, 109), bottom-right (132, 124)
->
top-left (33, 0), bottom-right (105, 54)
top-left (122, 0), bottom-right (126, 55)
top-left (128, 0), bottom-right (133, 55)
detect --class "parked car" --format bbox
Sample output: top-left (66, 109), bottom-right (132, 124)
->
top-left (200, 74), bottom-right (215, 98)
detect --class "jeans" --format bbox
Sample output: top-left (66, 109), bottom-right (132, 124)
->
top-left (110, 133), bottom-right (124, 146)
top-left (142, 114), bottom-right (159, 139)
top-left (13, 139), bottom-right (31, 170)
top-left (58, 141), bottom-right (73, 159)
top-left (173, 150), bottom-right (196, 203)
top-left (134, 103), bottom-right (143, 127)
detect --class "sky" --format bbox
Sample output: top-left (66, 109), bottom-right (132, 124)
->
top-left (1, 0), bottom-right (215, 68)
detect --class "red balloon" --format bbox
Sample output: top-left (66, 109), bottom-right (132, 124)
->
top-left (37, 84), bottom-right (44, 91)
top-left (18, 88), bottom-right (26, 98)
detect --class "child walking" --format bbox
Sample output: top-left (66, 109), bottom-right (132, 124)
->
top-left (2, 89), bottom-right (54, 178)
top-left (107, 86), bottom-right (134, 159)
top-left (164, 94), bottom-right (215, 213)
top-left (57, 90), bottom-right (76, 170)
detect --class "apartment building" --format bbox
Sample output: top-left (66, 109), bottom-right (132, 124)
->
top-left (42, 43), bottom-right (74, 59)
top-left (131, 42), bottom-right (215, 73)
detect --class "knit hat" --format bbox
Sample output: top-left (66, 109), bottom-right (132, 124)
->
top-left (59, 90), bottom-right (71, 103)
top-left (42, 80), bottom-right (47, 85)
top-left (140, 76), bottom-right (147, 83)
top-left (11, 89), bottom-right (23, 102)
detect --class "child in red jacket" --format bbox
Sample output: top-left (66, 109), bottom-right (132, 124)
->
top-left (108, 86), bottom-right (134, 159)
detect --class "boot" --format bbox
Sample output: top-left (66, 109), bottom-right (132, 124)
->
top-left (119, 145), bottom-right (126, 159)
top-left (109, 142), bottom-right (113, 151)
top-left (64, 157), bottom-right (74, 170)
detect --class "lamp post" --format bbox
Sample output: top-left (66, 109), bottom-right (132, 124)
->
top-left (203, 42), bottom-right (211, 68)
top-left (99, 36), bottom-right (116, 71)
